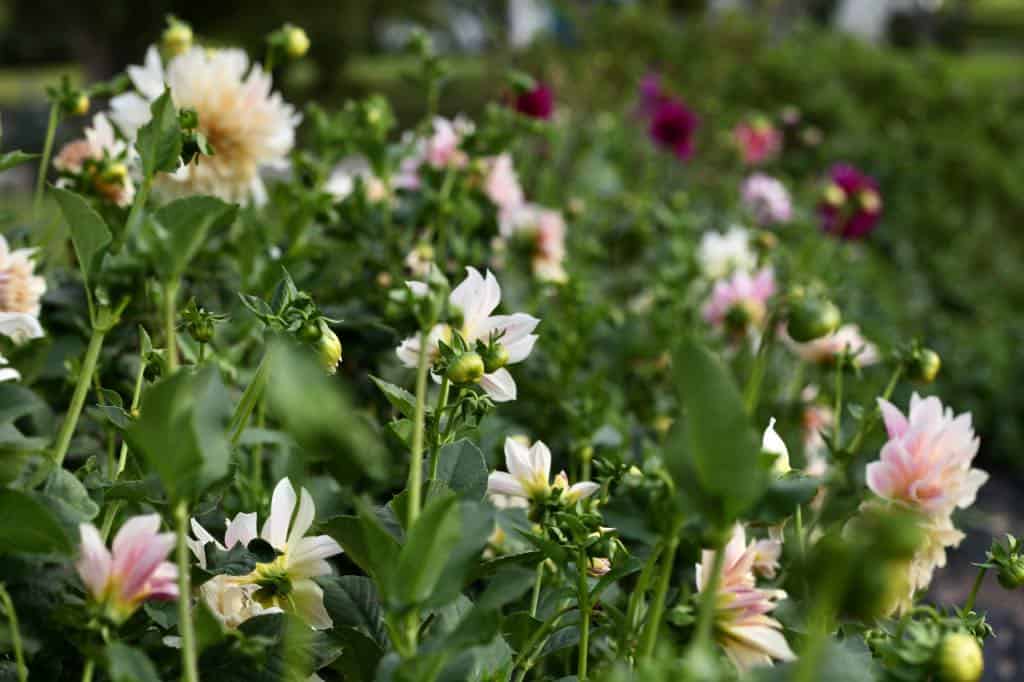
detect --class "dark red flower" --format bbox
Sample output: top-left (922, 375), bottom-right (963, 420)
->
top-left (818, 163), bottom-right (883, 240)
top-left (514, 83), bottom-right (554, 120)
top-left (649, 98), bottom-right (699, 161)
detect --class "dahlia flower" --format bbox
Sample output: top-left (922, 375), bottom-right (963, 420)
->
top-left (0, 236), bottom-right (46, 319)
top-left (702, 268), bottom-right (776, 332)
top-left (76, 515), bottom-right (178, 623)
top-left (818, 163), bottom-right (882, 240)
top-left (395, 116), bottom-right (474, 190)
top-left (0, 312), bottom-right (43, 345)
top-left (485, 153), bottom-right (525, 218)
top-left (867, 394), bottom-right (987, 517)
top-left (53, 113), bottom-right (136, 207)
top-left (762, 418), bottom-right (791, 476)
top-left (786, 324), bottom-right (879, 367)
top-left (734, 118), bottom-right (782, 166)
top-left (697, 226), bottom-right (756, 279)
top-left (513, 82), bottom-right (554, 120)
top-left (649, 98), bottom-right (699, 161)
top-left (695, 524), bottom-right (796, 671)
top-left (325, 155), bottom-right (388, 203)
top-left (189, 478), bottom-right (343, 629)
top-left (636, 72), bottom-right (670, 118)
top-left (396, 267), bottom-right (539, 402)
top-left (110, 46), bottom-right (300, 204)
top-left (500, 204), bottom-right (568, 283)
top-left (741, 174), bottom-right (792, 226)
top-left (487, 436), bottom-right (599, 505)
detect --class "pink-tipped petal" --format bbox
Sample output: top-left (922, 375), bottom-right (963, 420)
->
top-left (76, 523), bottom-right (112, 600)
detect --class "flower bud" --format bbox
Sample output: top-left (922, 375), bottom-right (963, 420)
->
top-left (317, 325), bottom-right (342, 374)
top-left (71, 94), bottom-right (90, 117)
top-left (725, 301), bottom-right (754, 334)
top-left (997, 556), bottom-right (1024, 590)
top-left (787, 297), bottom-right (841, 343)
top-left (907, 348), bottom-right (941, 384)
top-left (162, 17), bottom-right (194, 56)
top-left (936, 633), bottom-right (983, 682)
top-left (587, 557), bottom-right (611, 577)
top-left (299, 320), bottom-right (322, 343)
top-left (446, 351), bottom-right (484, 385)
top-left (482, 344), bottom-right (509, 373)
top-left (284, 25), bottom-right (310, 58)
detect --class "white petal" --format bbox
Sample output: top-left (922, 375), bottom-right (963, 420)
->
top-left (290, 579), bottom-right (332, 629)
top-left (480, 368), bottom-right (517, 402)
top-left (287, 488), bottom-right (317, 550)
top-left (565, 481), bottom-right (600, 503)
top-left (487, 471), bottom-right (527, 498)
top-left (289, 535), bottom-right (343, 575)
top-left (0, 312), bottom-right (43, 344)
top-left (262, 478), bottom-right (297, 550)
top-left (529, 441), bottom-right (552, 484)
top-left (504, 437), bottom-right (534, 483)
top-left (503, 334), bottom-right (539, 364)
top-left (224, 512), bottom-right (259, 549)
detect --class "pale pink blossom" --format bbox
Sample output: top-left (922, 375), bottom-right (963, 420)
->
top-left (396, 268), bottom-right (539, 402)
top-left (695, 524), bottom-right (795, 671)
top-left (741, 174), bottom-right (792, 225)
top-left (866, 394), bottom-right (986, 517)
top-left (395, 116), bottom-right (474, 190)
top-left (76, 514), bottom-right (178, 623)
top-left (734, 119), bottom-right (782, 166)
top-left (487, 437), bottom-right (599, 504)
top-left (697, 226), bottom-right (756, 279)
top-left (501, 204), bottom-right (568, 283)
top-left (702, 268), bottom-right (776, 330)
top-left (484, 153), bottom-right (524, 215)
top-left (786, 324), bottom-right (879, 367)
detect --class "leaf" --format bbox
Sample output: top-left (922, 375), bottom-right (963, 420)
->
top-left (370, 375), bottom-right (419, 419)
top-left (328, 626), bottom-right (383, 682)
top-left (323, 504), bottom-right (400, 599)
top-left (43, 468), bottom-right (99, 524)
top-left (106, 642), bottom-right (160, 682)
top-left (0, 150), bottom-right (37, 172)
top-left (136, 89), bottom-right (182, 178)
top-left (668, 336), bottom-right (768, 526)
top-left (427, 501), bottom-right (496, 608)
top-left (125, 365), bottom-right (232, 502)
top-left (151, 196), bottom-right (238, 281)
top-left (433, 439), bottom-right (488, 500)
top-left (318, 575), bottom-right (386, 644)
top-left (195, 538), bottom-right (278, 581)
top-left (0, 489), bottom-right (71, 554)
top-left (748, 475), bottom-right (821, 524)
top-left (474, 566), bottom-right (536, 611)
top-left (52, 187), bottom-right (112, 291)
top-left (394, 491), bottom-right (462, 608)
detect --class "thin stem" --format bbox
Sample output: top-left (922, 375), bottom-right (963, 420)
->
top-left (33, 102), bottom-right (59, 217)
top-left (623, 545), bottom-right (663, 652)
top-left (530, 561), bottom-right (544, 618)
top-left (693, 537), bottom-right (727, 651)
top-left (118, 354), bottom-right (146, 475)
top-left (175, 500), bottom-right (199, 682)
top-left (406, 336), bottom-right (430, 529)
top-left (428, 377), bottom-right (450, 480)
top-left (0, 584), bottom-right (27, 682)
top-left (845, 364), bottom-right (904, 456)
top-left (511, 605), bottom-right (575, 678)
top-left (52, 326), bottom-right (107, 472)
top-left (964, 566), bottom-right (987, 613)
top-left (229, 354), bottom-right (271, 447)
top-left (577, 548), bottom-right (591, 681)
top-left (122, 175), bottom-right (151, 245)
top-left (639, 535), bottom-right (680, 658)
top-left (163, 280), bottom-right (180, 373)
top-left (743, 315), bottom-right (776, 414)
top-left (80, 659), bottom-right (94, 682)
top-left (832, 359), bottom-right (844, 450)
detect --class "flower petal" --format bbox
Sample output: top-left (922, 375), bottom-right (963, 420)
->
top-left (287, 487), bottom-right (317, 551)
top-left (225, 512), bottom-right (259, 549)
top-left (290, 578), bottom-right (332, 629)
top-left (480, 368), bottom-right (517, 402)
top-left (262, 478), bottom-right (297, 550)
top-left (488, 471), bottom-right (527, 498)
top-left (76, 523), bottom-right (112, 600)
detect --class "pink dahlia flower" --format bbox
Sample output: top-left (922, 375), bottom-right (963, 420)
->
top-left (649, 98), bottom-right (699, 161)
top-left (702, 268), bottom-right (776, 331)
top-left (734, 118), bottom-right (782, 166)
top-left (741, 174), bottom-right (792, 225)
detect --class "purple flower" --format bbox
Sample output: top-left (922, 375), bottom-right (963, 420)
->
top-left (514, 83), bottom-right (554, 120)
top-left (818, 163), bottom-right (882, 240)
top-left (638, 72), bottom-right (670, 116)
top-left (649, 98), bottom-right (699, 161)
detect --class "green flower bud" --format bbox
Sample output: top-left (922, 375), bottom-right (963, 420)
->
top-left (162, 17), bottom-right (194, 56)
top-left (725, 301), bottom-right (754, 334)
top-left (284, 25), bottom-right (310, 58)
top-left (71, 94), bottom-right (90, 117)
top-left (936, 633), bottom-right (983, 682)
top-left (482, 344), bottom-right (509, 373)
top-left (908, 348), bottom-right (941, 384)
top-left (787, 297), bottom-right (841, 343)
top-left (997, 557), bottom-right (1024, 590)
top-left (299, 320), bottom-right (322, 343)
top-left (447, 351), bottom-right (484, 385)
top-left (317, 325), bottom-right (342, 375)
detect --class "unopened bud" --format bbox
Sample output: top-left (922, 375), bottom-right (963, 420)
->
top-left (997, 557), bottom-right (1024, 590)
top-left (163, 17), bottom-right (194, 56)
top-left (317, 325), bottom-right (342, 374)
top-left (482, 344), bottom-right (509, 373)
top-left (446, 351), bottom-right (484, 385)
top-left (587, 557), bottom-right (611, 577)
top-left (936, 633), bottom-right (983, 682)
top-left (787, 297), bottom-right (841, 343)
top-left (283, 25), bottom-right (310, 58)
top-left (907, 348), bottom-right (941, 384)
top-left (71, 94), bottom-right (90, 117)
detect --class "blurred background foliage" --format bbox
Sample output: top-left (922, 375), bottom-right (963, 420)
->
top-left (1, 0), bottom-right (1023, 478)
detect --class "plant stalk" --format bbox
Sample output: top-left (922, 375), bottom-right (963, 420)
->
top-left (964, 566), bottom-right (987, 613)
top-left (406, 336), bottom-right (430, 529)
top-left (743, 315), bottom-right (776, 414)
top-left (52, 326), bottom-right (106, 471)
top-left (428, 376), bottom-right (450, 480)
top-left (577, 547), bottom-right (591, 681)
top-left (0, 584), bottom-right (27, 682)
top-left (164, 280), bottom-right (180, 373)
top-left (229, 354), bottom-right (271, 446)
top-left (639, 535), bottom-right (680, 658)
top-left (175, 500), bottom-right (199, 682)
top-left (33, 102), bottom-right (59, 217)
top-left (693, 537), bottom-right (727, 651)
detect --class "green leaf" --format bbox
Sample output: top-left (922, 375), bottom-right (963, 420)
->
top-left (394, 491), bottom-right (462, 607)
top-left (370, 375), bottom-right (419, 419)
top-left (434, 439), bottom-right (488, 500)
top-left (323, 504), bottom-right (400, 599)
top-left (125, 365), bottom-right (232, 502)
top-left (195, 538), bottom-right (278, 582)
top-left (52, 187), bottom-right (112, 291)
top-left (0, 150), bottom-right (37, 172)
top-left (427, 501), bottom-right (496, 608)
top-left (106, 642), bottom-right (160, 682)
top-left (0, 489), bottom-right (71, 554)
top-left (151, 196), bottom-right (238, 281)
top-left (318, 575), bottom-right (386, 644)
top-left (749, 475), bottom-right (821, 524)
top-left (136, 89), bottom-right (182, 178)
top-left (668, 336), bottom-right (768, 525)
top-left (43, 468), bottom-right (99, 524)
top-left (328, 626), bottom-right (383, 682)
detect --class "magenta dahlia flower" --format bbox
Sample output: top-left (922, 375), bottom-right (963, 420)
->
top-left (513, 82), bottom-right (554, 120)
top-left (818, 163), bottom-right (883, 239)
top-left (649, 98), bottom-right (699, 161)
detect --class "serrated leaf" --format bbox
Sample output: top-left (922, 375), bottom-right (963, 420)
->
top-left (52, 187), bottom-right (112, 291)
top-left (136, 89), bottom-right (182, 178)
top-left (0, 150), bottom-right (37, 172)
top-left (0, 489), bottom-right (72, 555)
top-left (106, 642), bottom-right (160, 682)
top-left (370, 375), bottom-right (419, 419)
top-left (394, 491), bottom-right (462, 607)
top-left (433, 439), bottom-right (488, 500)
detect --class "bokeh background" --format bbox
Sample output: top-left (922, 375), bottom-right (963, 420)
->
top-left (1, 1), bottom-right (1022, 678)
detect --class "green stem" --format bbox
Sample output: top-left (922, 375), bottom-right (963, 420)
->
top-left (832, 358), bottom-right (844, 450)
top-left (845, 364), bottom-right (904, 457)
top-left (52, 326), bottom-right (106, 472)
top-left (576, 548), bottom-right (591, 681)
top-left (623, 545), bottom-right (663, 652)
top-left (793, 555), bottom-right (849, 682)
top-left (80, 659), bottom-right (94, 682)
top-left (164, 280), bottom-right (180, 373)
top-left (743, 315), bottom-right (776, 414)
top-left (406, 336), bottom-right (430, 529)
top-left (640, 535), bottom-right (680, 658)
top-left (229, 354), bottom-right (271, 446)
top-left (964, 566), bottom-right (987, 613)
top-left (693, 537), bottom-right (728, 651)
top-left (511, 605), bottom-right (575, 679)
top-left (428, 377), bottom-right (450, 480)
top-left (530, 561), bottom-right (544, 618)
top-left (0, 585), bottom-right (27, 682)
top-left (175, 500), bottom-right (199, 682)
top-left (122, 175), bottom-right (151, 245)
top-left (33, 102), bottom-right (59, 217)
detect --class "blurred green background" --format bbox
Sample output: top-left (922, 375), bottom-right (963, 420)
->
top-left (1, 0), bottom-right (1023, 479)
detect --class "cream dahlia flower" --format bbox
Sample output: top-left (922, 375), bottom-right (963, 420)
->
top-left (698, 226), bottom-right (756, 279)
top-left (487, 436), bottom-right (599, 505)
top-left (786, 324), bottom-right (879, 367)
top-left (110, 46), bottom-right (299, 204)
top-left (0, 236), bottom-right (45, 319)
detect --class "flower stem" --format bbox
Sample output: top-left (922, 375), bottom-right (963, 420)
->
top-left (229, 353), bottom-right (271, 447)
top-left (511, 605), bottom-right (575, 680)
top-left (100, 355), bottom-right (147, 541)
top-left (530, 561), bottom-right (544, 618)
top-left (693, 537), bottom-right (727, 652)
top-left (577, 547), bottom-right (591, 681)
top-left (428, 376), bottom-right (450, 480)
top-left (174, 500), bottom-right (199, 682)
top-left (832, 359), bottom-right (844, 450)
top-left (845, 364), bottom-right (904, 457)
top-left (406, 337), bottom-right (430, 529)
top-left (623, 545), bottom-right (663, 652)
top-left (639, 534), bottom-right (680, 658)
top-left (164, 280), bottom-right (180, 373)
top-left (33, 102), bottom-right (59, 218)
top-left (123, 175), bottom-right (152, 245)
top-left (743, 315), bottom-right (776, 414)
top-left (52, 326), bottom-right (106, 472)
top-left (80, 659), bottom-right (94, 682)
top-left (0, 584), bottom-right (27, 682)
top-left (964, 566), bottom-right (987, 613)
